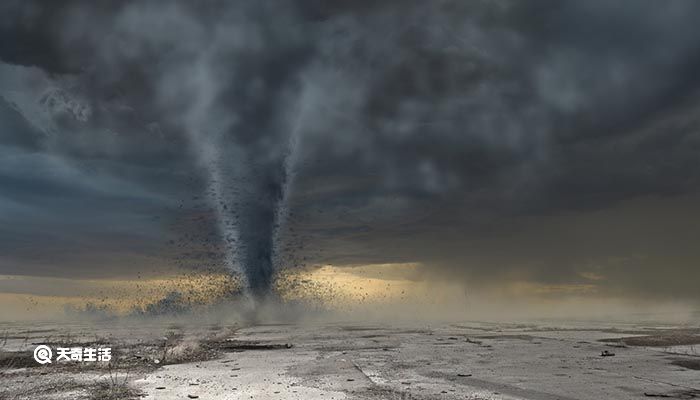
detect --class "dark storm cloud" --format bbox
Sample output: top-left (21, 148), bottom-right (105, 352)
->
top-left (0, 0), bottom-right (699, 300)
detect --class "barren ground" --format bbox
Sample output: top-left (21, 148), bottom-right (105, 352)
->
top-left (1, 320), bottom-right (699, 399)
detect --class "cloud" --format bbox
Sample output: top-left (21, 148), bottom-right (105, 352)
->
top-left (0, 0), bottom-right (699, 302)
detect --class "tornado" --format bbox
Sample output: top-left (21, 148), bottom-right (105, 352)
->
top-left (186, 124), bottom-right (300, 301)
top-left (146, 4), bottom-right (311, 302)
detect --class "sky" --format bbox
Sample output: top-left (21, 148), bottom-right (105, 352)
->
top-left (0, 0), bottom-right (699, 319)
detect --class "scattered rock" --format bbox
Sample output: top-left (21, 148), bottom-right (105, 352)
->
top-left (218, 340), bottom-right (292, 351)
top-left (602, 334), bottom-right (700, 347)
top-left (671, 359), bottom-right (700, 370)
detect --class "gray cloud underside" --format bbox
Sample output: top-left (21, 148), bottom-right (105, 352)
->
top-left (0, 0), bottom-right (699, 299)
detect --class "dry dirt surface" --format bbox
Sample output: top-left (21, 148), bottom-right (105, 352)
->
top-left (1, 320), bottom-right (699, 399)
